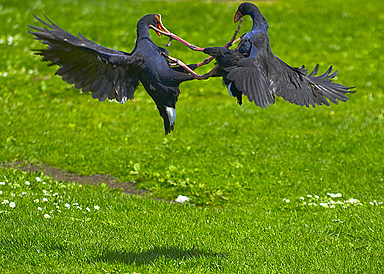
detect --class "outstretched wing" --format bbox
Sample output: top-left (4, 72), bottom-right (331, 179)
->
top-left (226, 58), bottom-right (275, 108)
top-left (270, 57), bottom-right (355, 107)
top-left (28, 15), bottom-right (144, 104)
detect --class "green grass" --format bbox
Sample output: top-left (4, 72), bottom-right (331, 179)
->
top-left (1, 0), bottom-right (384, 272)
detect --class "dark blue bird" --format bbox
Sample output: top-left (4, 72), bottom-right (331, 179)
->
top-left (28, 14), bottom-right (198, 135)
top-left (203, 2), bottom-right (355, 108)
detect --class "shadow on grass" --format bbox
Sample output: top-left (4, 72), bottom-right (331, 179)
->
top-left (95, 245), bottom-right (224, 265)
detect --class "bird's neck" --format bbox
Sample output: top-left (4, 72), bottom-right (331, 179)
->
top-left (136, 22), bottom-right (151, 40)
top-left (249, 12), bottom-right (269, 33)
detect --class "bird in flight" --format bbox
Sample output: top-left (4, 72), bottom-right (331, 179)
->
top-left (29, 14), bottom-right (200, 135)
top-left (158, 2), bottom-right (355, 108)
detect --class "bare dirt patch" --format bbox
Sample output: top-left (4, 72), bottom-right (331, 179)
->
top-left (1, 162), bottom-right (147, 195)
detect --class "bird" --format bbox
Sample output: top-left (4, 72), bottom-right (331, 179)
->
top-left (165, 2), bottom-right (355, 108)
top-left (28, 14), bottom-right (199, 135)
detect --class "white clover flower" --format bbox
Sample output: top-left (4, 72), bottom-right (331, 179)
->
top-left (9, 202), bottom-right (16, 208)
top-left (38, 207), bottom-right (42, 211)
top-left (94, 205), bottom-right (100, 210)
top-left (175, 195), bottom-right (190, 203)
top-left (2, 200), bottom-right (9, 204)
top-left (44, 214), bottom-right (51, 218)
top-left (36, 177), bottom-right (41, 182)
top-left (25, 181), bottom-right (30, 185)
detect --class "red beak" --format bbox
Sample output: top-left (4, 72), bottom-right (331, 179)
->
top-left (234, 10), bottom-right (243, 23)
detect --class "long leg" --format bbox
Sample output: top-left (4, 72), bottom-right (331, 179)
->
top-left (151, 19), bottom-right (243, 51)
top-left (151, 26), bottom-right (205, 51)
top-left (162, 52), bottom-right (202, 77)
top-left (196, 65), bottom-right (220, 80)
top-left (223, 19), bottom-right (243, 49)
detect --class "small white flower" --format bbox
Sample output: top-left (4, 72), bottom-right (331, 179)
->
top-left (44, 214), bottom-right (51, 218)
top-left (2, 200), bottom-right (9, 204)
top-left (299, 197), bottom-right (304, 200)
top-left (0, 191), bottom-right (3, 195)
top-left (314, 195), bottom-right (319, 199)
top-left (38, 207), bottom-right (42, 211)
top-left (86, 207), bottom-right (91, 212)
top-left (25, 181), bottom-right (30, 185)
top-left (9, 202), bottom-right (16, 208)
top-left (64, 203), bottom-right (70, 208)
top-left (283, 198), bottom-right (290, 203)
top-left (43, 198), bottom-right (48, 202)
top-left (320, 203), bottom-right (328, 208)
top-left (0, 182), bottom-right (5, 185)
top-left (327, 193), bottom-right (342, 198)
top-left (21, 192), bottom-right (27, 195)
top-left (36, 177), bottom-right (41, 182)
top-left (94, 205), bottom-right (100, 210)
top-left (73, 202), bottom-right (79, 206)
top-left (34, 199), bottom-right (39, 203)
top-left (175, 195), bottom-right (190, 203)
top-left (11, 193), bottom-right (15, 197)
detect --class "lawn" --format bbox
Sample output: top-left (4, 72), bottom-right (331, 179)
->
top-left (1, 0), bottom-right (384, 273)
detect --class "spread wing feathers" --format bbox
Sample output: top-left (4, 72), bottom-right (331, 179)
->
top-left (271, 58), bottom-right (355, 108)
top-left (28, 15), bottom-right (144, 104)
top-left (226, 61), bottom-right (275, 108)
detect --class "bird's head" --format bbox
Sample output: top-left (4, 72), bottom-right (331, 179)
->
top-left (234, 2), bottom-right (268, 29)
top-left (234, 3), bottom-right (252, 22)
top-left (234, 2), bottom-right (262, 23)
